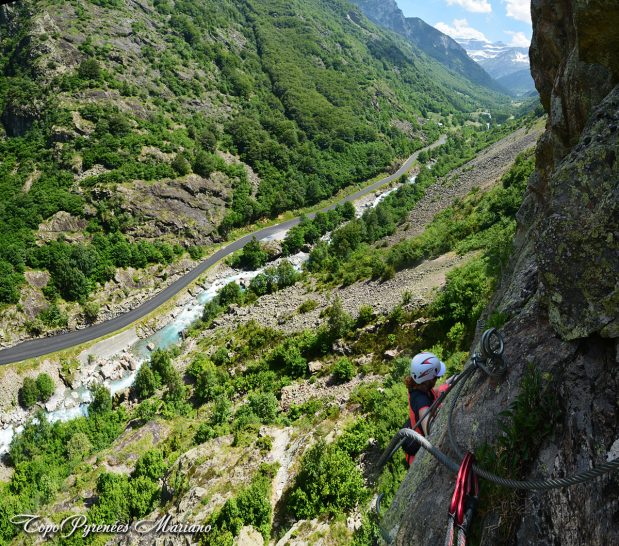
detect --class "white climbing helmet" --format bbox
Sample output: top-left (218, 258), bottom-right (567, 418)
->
top-left (410, 352), bottom-right (446, 384)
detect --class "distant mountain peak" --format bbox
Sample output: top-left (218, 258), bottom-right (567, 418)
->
top-left (456, 38), bottom-right (535, 95)
top-left (350, 0), bottom-right (505, 94)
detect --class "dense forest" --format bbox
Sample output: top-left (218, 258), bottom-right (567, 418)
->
top-left (0, 0), bottom-right (520, 320)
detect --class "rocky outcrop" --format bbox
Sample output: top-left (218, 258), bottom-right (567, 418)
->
top-left (117, 173), bottom-right (231, 244)
top-left (386, 1), bottom-right (619, 544)
top-left (36, 211), bottom-right (88, 243)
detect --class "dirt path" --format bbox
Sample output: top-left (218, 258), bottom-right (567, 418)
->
top-left (385, 124), bottom-right (543, 246)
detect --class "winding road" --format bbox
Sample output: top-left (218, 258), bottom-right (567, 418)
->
top-left (0, 135), bottom-right (447, 365)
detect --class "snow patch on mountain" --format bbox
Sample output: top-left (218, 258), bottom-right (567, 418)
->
top-left (456, 38), bottom-right (535, 95)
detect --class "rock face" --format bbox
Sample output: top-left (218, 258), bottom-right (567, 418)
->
top-left (385, 1), bottom-right (619, 544)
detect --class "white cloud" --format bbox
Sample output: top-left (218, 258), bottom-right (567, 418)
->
top-left (505, 30), bottom-right (530, 47)
top-left (446, 0), bottom-right (492, 13)
top-left (435, 18), bottom-right (489, 41)
top-left (504, 0), bottom-right (531, 23)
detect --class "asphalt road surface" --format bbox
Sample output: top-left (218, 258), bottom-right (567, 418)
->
top-left (0, 135), bottom-right (447, 365)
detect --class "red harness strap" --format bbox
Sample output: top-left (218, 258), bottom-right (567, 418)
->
top-left (445, 452), bottom-right (479, 546)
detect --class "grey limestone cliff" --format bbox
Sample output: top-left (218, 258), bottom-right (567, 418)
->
top-left (384, 0), bottom-right (619, 544)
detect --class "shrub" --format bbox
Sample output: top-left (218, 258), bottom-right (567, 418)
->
top-left (288, 441), bottom-right (366, 518)
top-left (194, 361), bottom-right (226, 403)
top-left (66, 432), bottom-right (92, 462)
top-left (298, 299), bottom-right (318, 313)
top-left (336, 419), bottom-right (373, 457)
top-left (431, 258), bottom-right (494, 337)
top-left (172, 153), bottom-right (191, 175)
top-left (128, 475), bottom-right (160, 518)
top-left (356, 304), bottom-right (374, 327)
top-left (202, 299), bottom-right (223, 326)
top-left (255, 435), bottom-right (272, 454)
top-left (39, 304), bottom-right (68, 329)
top-left (248, 392), bottom-right (278, 424)
top-left (211, 395), bottom-right (232, 426)
top-left (324, 298), bottom-right (353, 341)
top-left (18, 377), bottom-right (39, 408)
top-left (267, 342), bottom-right (307, 377)
top-left (90, 473), bottom-right (130, 523)
top-left (194, 422), bottom-right (215, 444)
top-left (82, 301), bottom-right (100, 323)
top-left (135, 399), bottom-right (159, 422)
top-left (446, 322), bottom-right (466, 351)
top-left (188, 246), bottom-right (203, 260)
top-left (332, 358), bottom-right (355, 383)
top-left (132, 449), bottom-right (167, 481)
top-left (208, 469), bottom-right (272, 541)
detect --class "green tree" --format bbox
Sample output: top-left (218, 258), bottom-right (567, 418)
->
top-left (218, 282), bottom-right (242, 308)
top-left (236, 237), bottom-right (268, 270)
top-left (282, 227), bottom-right (305, 256)
top-left (66, 432), bottom-right (92, 462)
top-left (132, 449), bottom-right (167, 481)
top-left (77, 58), bottom-right (101, 80)
top-left (325, 298), bottom-right (352, 340)
top-left (276, 260), bottom-right (299, 288)
top-left (248, 392), bottom-right (278, 424)
top-left (90, 385), bottom-right (112, 415)
top-left (18, 377), bottom-right (39, 408)
top-left (35, 373), bottom-right (54, 402)
top-left (193, 150), bottom-right (219, 177)
top-left (289, 441), bottom-right (366, 518)
top-left (134, 364), bottom-right (159, 399)
top-left (198, 128), bottom-right (218, 152)
top-left (150, 349), bottom-right (175, 385)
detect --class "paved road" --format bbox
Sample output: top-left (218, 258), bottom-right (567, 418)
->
top-left (0, 135), bottom-right (447, 365)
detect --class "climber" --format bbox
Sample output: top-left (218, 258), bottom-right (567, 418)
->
top-left (402, 352), bottom-right (452, 466)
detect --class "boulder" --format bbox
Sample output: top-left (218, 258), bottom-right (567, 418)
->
top-left (383, 349), bottom-right (399, 360)
top-left (236, 526), bottom-right (264, 546)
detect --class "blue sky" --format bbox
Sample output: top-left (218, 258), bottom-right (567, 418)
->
top-left (396, 0), bottom-right (532, 46)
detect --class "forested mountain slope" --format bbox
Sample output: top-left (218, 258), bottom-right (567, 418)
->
top-left (0, 0), bottom-right (511, 342)
top-left (350, 0), bottom-right (504, 93)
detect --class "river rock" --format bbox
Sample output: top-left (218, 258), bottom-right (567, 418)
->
top-left (100, 361), bottom-right (122, 381)
top-left (44, 392), bottom-right (63, 413)
top-left (146, 343), bottom-right (155, 351)
top-left (308, 360), bottom-right (323, 374)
